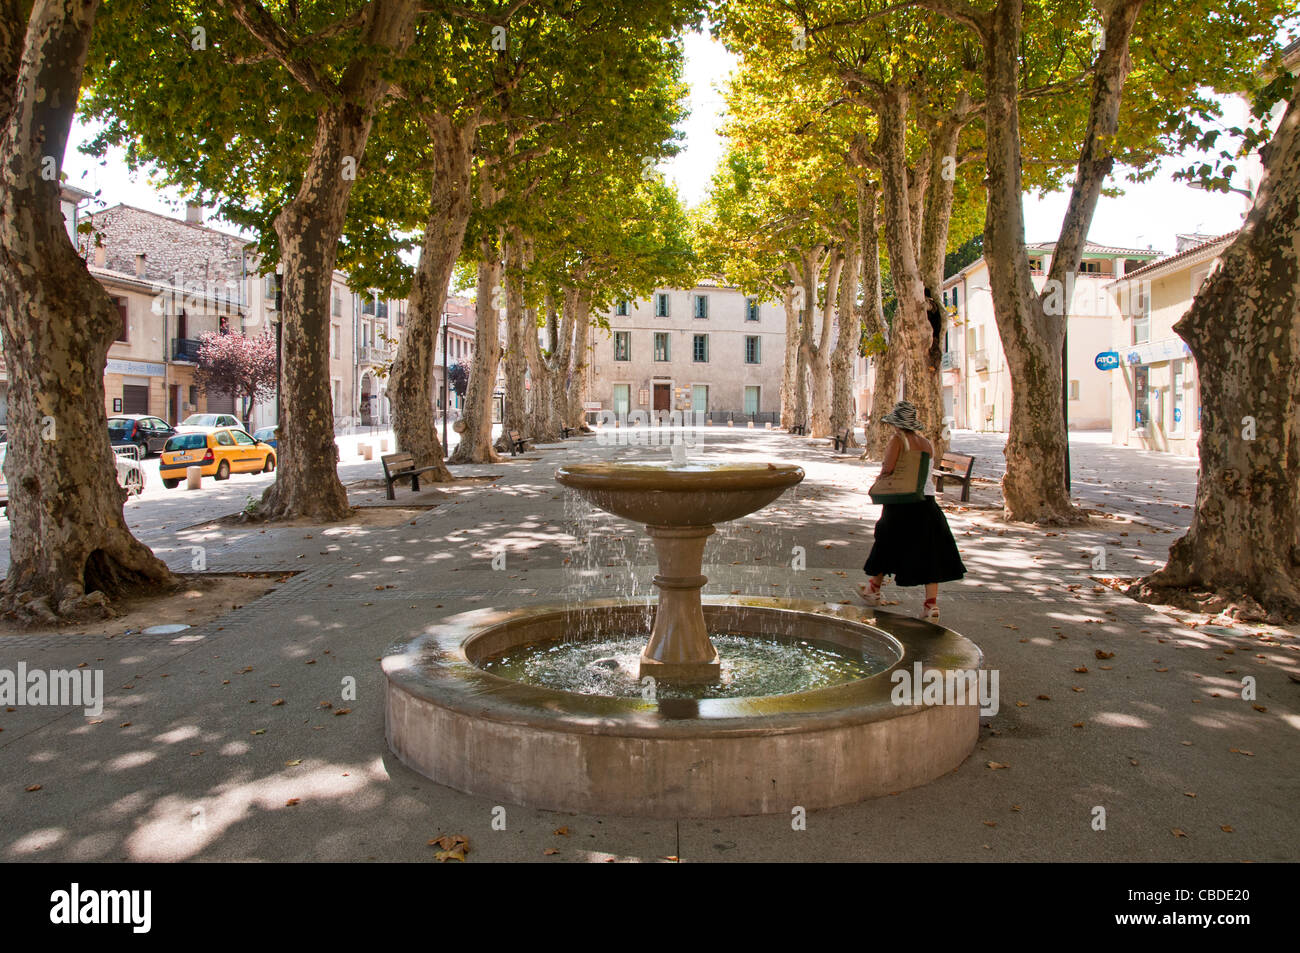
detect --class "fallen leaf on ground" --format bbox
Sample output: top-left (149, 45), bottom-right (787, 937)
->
top-left (987, 761), bottom-right (1010, 770)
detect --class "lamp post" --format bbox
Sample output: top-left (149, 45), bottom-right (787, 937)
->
top-left (441, 312), bottom-right (451, 452)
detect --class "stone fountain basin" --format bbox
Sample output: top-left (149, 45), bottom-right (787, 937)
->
top-left (384, 596), bottom-right (983, 818)
top-left (554, 462), bottom-right (804, 526)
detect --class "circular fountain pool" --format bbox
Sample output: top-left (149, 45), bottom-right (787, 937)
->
top-left (383, 596), bottom-right (983, 818)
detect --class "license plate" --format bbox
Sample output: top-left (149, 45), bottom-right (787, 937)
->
top-left (176, 454), bottom-right (191, 462)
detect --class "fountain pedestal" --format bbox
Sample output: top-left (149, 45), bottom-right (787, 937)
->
top-left (641, 525), bottom-right (720, 684)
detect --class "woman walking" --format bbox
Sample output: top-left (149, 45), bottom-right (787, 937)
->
top-left (859, 400), bottom-right (966, 620)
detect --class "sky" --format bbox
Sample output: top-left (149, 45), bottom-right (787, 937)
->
top-left (68, 29), bottom-right (1263, 260)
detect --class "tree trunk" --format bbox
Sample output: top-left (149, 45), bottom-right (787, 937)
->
top-left (876, 80), bottom-right (946, 458)
top-left (780, 282), bottom-right (798, 428)
top-left (1133, 76), bottom-right (1300, 622)
top-left (0, 0), bottom-right (175, 622)
top-left (388, 115), bottom-right (474, 476)
top-left (830, 242), bottom-right (860, 442)
top-left (793, 247), bottom-right (824, 432)
top-left (809, 249), bottom-right (842, 437)
top-left (561, 290), bottom-right (591, 432)
top-left (449, 226), bottom-right (503, 464)
top-left (248, 0), bottom-right (417, 522)
top-left (501, 227), bottom-right (530, 447)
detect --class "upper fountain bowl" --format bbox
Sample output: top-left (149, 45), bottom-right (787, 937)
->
top-left (555, 461), bottom-right (804, 526)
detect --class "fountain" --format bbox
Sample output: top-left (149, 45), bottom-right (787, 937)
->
top-left (553, 460), bottom-right (804, 684)
top-left (384, 457), bottom-right (984, 817)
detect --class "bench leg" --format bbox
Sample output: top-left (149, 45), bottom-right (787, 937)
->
top-left (385, 480), bottom-right (396, 501)
top-left (411, 474), bottom-right (420, 492)
top-left (961, 480), bottom-right (970, 503)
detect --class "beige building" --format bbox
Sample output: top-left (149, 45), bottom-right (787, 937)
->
top-left (941, 242), bottom-right (1160, 432)
top-left (1103, 233), bottom-right (1229, 456)
top-left (587, 282), bottom-right (784, 423)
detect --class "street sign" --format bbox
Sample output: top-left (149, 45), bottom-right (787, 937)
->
top-left (1094, 350), bottom-right (1120, 370)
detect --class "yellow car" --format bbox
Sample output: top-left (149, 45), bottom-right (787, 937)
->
top-left (160, 427), bottom-right (276, 488)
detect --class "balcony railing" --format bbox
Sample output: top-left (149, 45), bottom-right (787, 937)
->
top-left (940, 351), bottom-right (958, 371)
top-left (172, 337), bottom-right (203, 363)
top-left (971, 349), bottom-right (989, 372)
top-left (359, 344), bottom-right (393, 365)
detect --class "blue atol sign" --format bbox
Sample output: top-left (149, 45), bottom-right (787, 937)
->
top-left (1095, 350), bottom-right (1121, 370)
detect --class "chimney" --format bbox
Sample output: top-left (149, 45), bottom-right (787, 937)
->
top-left (185, 202), bottom-right (203, 225)
top-left (94, 244), bottom-right (106, 268)
top-left (135, 253), bottom-right (147, 278)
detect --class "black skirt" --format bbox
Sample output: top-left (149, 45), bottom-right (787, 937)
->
top-left (863, 496), bottom-right (966, 587)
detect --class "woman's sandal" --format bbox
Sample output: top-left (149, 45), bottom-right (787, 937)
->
top-left (858, 582), bottom-right (883, 606)
top-left (921, 598), bottom-right (940, 621)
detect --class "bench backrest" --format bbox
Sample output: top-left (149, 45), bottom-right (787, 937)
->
top-left (940, 452), bottom-right (975, 474)
top-left (382, 452), bottom-right (414, 474)
top-left (509, 430), bottom-right (522, 440)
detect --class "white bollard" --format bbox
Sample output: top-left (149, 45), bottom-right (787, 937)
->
top-left (380, 438), bottom-right (389, 452)
top-left (747, 420), bottom-right (754, 428)
top-left (186, 466), bottom-right (202, 490)
top-left (727, 419), bottom-right (734, 427)
top-left (362, 443), bottom-right (373, 461)
top-left (765, 422), bottom-right (772, 429)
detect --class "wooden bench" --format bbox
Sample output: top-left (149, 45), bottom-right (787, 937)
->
top-left (381, 452), bottom-right (443, 500)
top-left (934, 452), bottom-right (976, 502)
top-left (789, 423), bottom-right (807, 436)
top-left (832, 428), bottom-right (854, 453)
top-left (506, 430), bottom-right (528, 456)
top-left (560, 426), bottom-right (575, 439)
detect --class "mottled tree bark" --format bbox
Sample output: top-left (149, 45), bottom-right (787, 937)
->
top-left (0, 0), bottom-right (174, 622)
top-left (561, 290), bottom-right (591, 432)
top-left (388, 115), bottom-right (474, 476)
top-left (792, 246), bottom-right (825, 433)
top-left (1134, 76), bottom-right (1300, 622)
top-left (857, 179), bottom-right (895, 460)
top-left (808, 249), bottom-right (843, 437)
top-left (876, 80), bottom-right (945, 458)
top-left (830, 241), bottom-right (860, 442)
top-left (780, 282), bottom-right (798, 428)
top-left (500, 227), bottom-right (530, 447)
top-left (238, 0), bottom-right (418, 521)
top-left (971, 0), bottom-right (1142, 523)
top-left (449, 221), bottom-right (503, 465)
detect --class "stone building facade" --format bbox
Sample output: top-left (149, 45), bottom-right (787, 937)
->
top-left (587, 281), bottom-right (784, 423)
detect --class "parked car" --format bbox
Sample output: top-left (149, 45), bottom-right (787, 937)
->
top-left (108, 414), bottom-right (176, 457)
top-left (176, 413), bottom-right (241, 433)
top-left (159, 427), bottom-right (276, 488)
top-left (252, 426), bottom-right (277, 450)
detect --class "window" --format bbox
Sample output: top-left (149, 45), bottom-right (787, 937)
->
top-left (1132, 286), bottom-right (1150, 344)
top-left (1078, 260), bottom-right (1102, 274)
top-left (1171, 360), bottom-right (1185, 435)
top-left (745, 298), bottom-right (760, 322)
top-left (1134, 365), bottom-right (1149, 427)
top-left (744, 386), bottom-right (760, 415)
top-left (612, 383), bottom-right (631, 416)
top-left (693, 294), bottom-right (708, 319)
top-left (692, 334), bottom-right (708, 362)
top-left (655, 293), bottom-right (670, 317)
top-left (332, 288), bottom-right (342, 316)
top-left (952, 286), bottom-right (960, 310)
top-left (332, 379), bottom-right (341, 414)
top-left (744, 335), bottom-right (761, 364)
top-left (362, 293), bottom-right (377, 316)
top-left (653, 332), bottom-right (670, 362)
top-left (232, 430), bottom-right (256, 445)
top-left (1028, 257), bottom-right (1044, 274)
top-left (613, 331), bottom-right (631, 362)
top-left (331, 324), bottom-right (341, 360)
top-left (114, 298), bottom-right (128, 342)
top-left (691, 384), bottom-right (708, 412)
top-left (264, 274), bottom-right (277, 299)
top-left (215, 430), bottom-right (234, 446)
top-left (615, 300), bottom-right (629, 316)
top-left (1069, 379), bottom-right (1080, 401)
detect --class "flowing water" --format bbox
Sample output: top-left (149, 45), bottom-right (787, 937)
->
top-left (480, 632), bottom-right (892, 700)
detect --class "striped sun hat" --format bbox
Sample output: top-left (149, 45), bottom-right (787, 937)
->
top-left (879, 400), bottom-right (922, 432)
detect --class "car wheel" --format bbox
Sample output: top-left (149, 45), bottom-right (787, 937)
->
top-left (263, 454), bottom-right (275, 474)
top-left (163, 479), bottom-right (179, 489)
top-left (216, 460), bottom-right (230, 481)
top-left (136, 439), bottom-right (149, 458)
